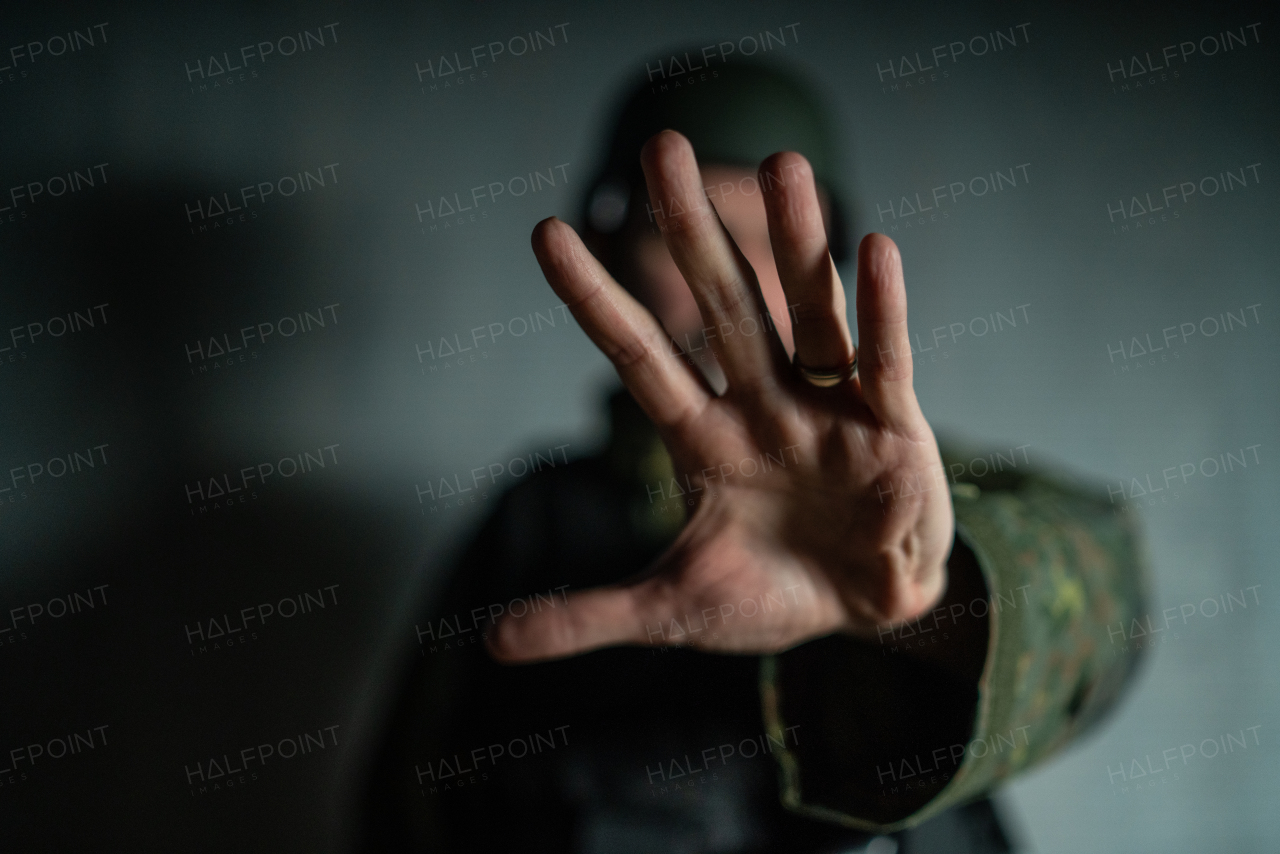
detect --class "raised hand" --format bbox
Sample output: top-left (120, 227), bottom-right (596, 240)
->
top-left (489, 130), bottom-right (953, 663)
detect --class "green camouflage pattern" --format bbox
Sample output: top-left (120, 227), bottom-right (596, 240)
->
top-left (406, 392), bottom-right (1151, 840)
top-left (761, 441), bottom-right (1152, 831)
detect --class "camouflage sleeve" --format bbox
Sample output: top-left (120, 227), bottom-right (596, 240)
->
top-left (759, 444), bottom-right (1151, 832)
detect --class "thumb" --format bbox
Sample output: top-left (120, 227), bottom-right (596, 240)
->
top-left (486, 583), bottom-right (671, 663)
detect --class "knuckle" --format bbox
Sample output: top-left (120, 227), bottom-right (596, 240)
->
top-left (605, 334), bottom-right (652, 370)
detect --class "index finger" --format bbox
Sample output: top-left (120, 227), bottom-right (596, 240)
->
top-left (531, 216), bottom-right (711, 433)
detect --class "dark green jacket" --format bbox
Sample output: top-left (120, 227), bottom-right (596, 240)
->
top-left (764, 440), bottom-right (1149, 831)
top-left (363, 392), bottom-right (1149, 850)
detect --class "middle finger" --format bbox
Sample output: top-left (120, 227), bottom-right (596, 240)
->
top-left (640, 130), bottom-right (787, 396)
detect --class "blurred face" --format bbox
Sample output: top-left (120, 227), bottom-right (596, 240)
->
top-left (628, 164), bottom-right (830, 376)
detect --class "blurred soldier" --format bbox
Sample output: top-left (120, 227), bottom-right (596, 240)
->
top-left (362, 59), bottom-right (1147, 854)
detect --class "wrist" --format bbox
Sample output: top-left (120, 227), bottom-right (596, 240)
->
top-left (888, 535), bottom-right (989, 684)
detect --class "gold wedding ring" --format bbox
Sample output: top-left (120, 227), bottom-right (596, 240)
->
top-left (793, 349), bottom-right (858, 388)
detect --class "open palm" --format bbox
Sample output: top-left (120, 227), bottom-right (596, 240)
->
top-left (489, 131), bottom-right (953, 662)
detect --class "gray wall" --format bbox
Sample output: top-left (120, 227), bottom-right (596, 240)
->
top-left (0, 0), bottom-right (1276, 851)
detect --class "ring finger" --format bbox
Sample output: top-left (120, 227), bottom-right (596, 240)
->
top-left (758, 152), bottom-right (856, 380)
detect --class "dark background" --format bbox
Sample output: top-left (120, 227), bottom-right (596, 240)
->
top-left (0, 1), bottom-right (1276, 851)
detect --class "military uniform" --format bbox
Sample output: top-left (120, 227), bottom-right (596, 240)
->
top-left (361, 390), bottom-right (1149, 852)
